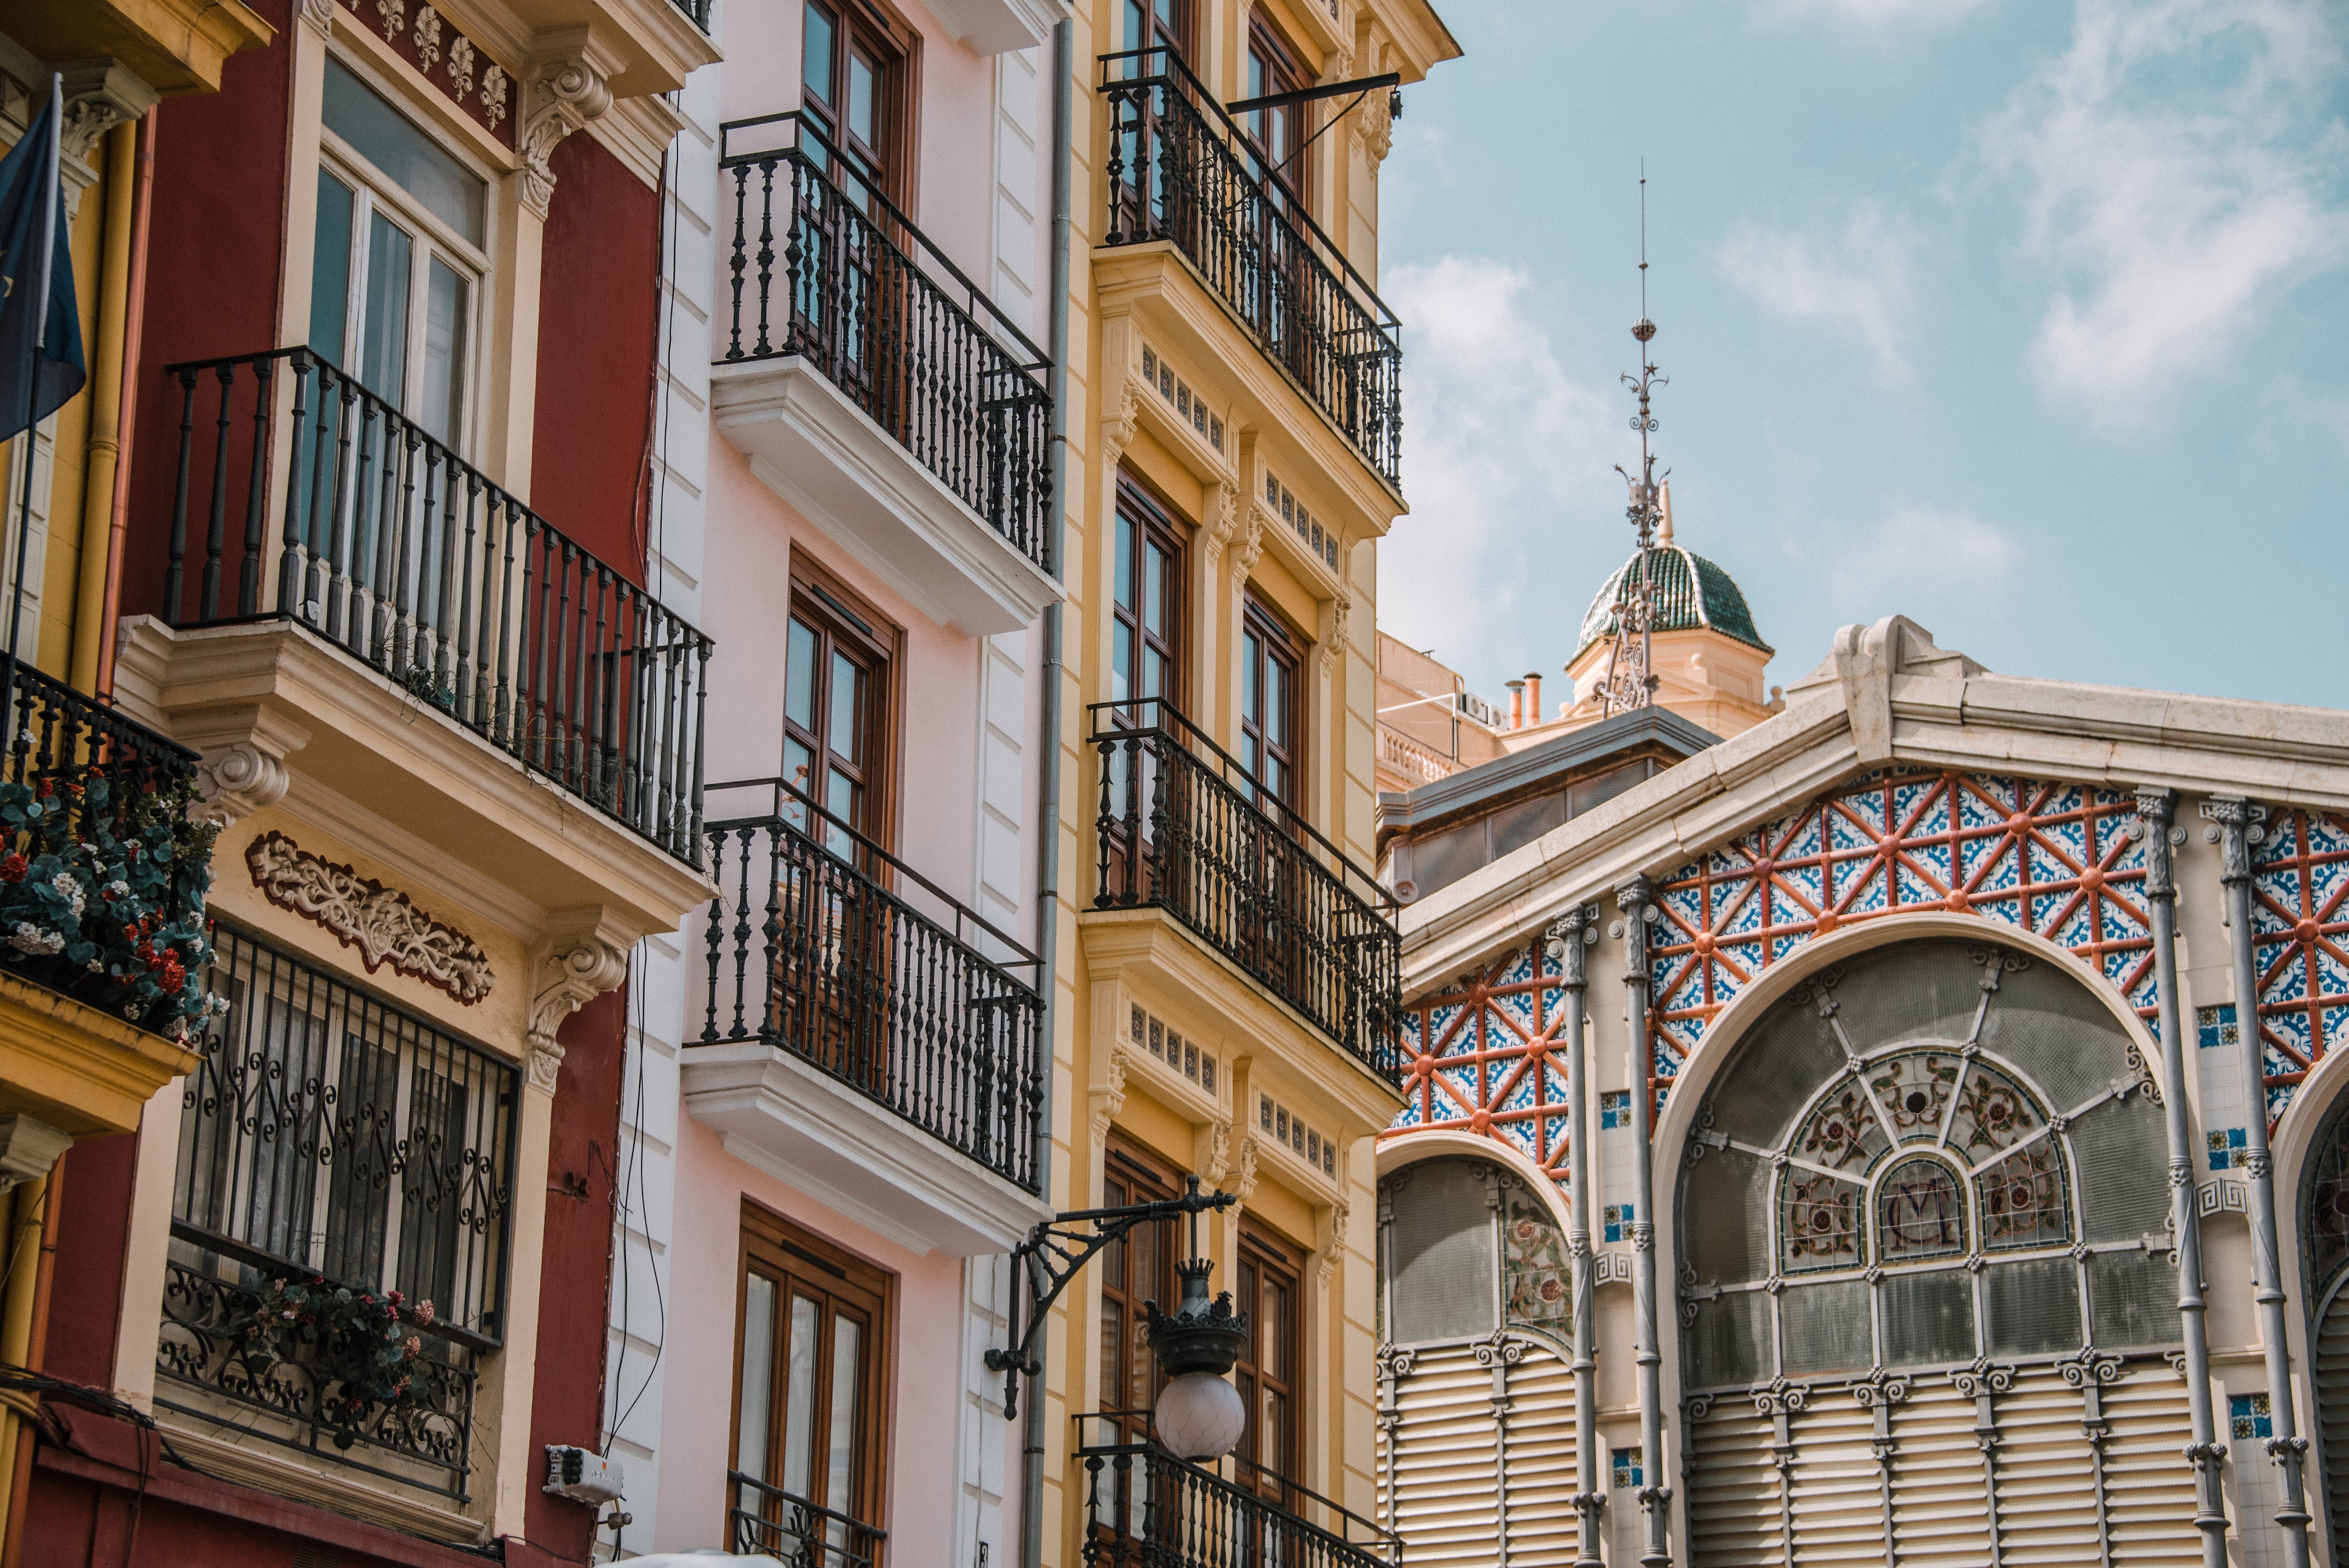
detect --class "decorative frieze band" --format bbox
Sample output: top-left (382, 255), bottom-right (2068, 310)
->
top-left (246, 831), bottom-right (495, 1003)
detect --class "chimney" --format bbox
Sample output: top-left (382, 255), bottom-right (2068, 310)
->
top-left (1506, 678), bottom-right (1525, 731)
top-left (1525, 672), bottom-right (1542, 724)
top-left (1659, 480), bottom-right (1675, 544)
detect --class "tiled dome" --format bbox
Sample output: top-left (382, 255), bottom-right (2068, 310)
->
top-left (1573, 543), bottom-right (1772, 660)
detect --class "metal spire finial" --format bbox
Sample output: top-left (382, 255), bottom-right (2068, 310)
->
top-left (1601, 164), bottom-right (1668, 719)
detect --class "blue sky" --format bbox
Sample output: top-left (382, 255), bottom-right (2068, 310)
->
top-left (1374, 0), bottom-right (2349, 714)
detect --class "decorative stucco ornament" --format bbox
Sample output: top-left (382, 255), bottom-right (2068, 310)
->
top-left (245, 831), bottom-right (494, 1003)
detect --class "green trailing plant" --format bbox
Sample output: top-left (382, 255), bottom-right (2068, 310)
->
top-left (0, 765), bottom-right (221, 1038)
top-left (231, 1273), bottom-right (442, 1447)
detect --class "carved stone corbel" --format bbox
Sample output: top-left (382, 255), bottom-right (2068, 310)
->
top-left (301, 0), bottom-right (338, 34)
top-left (1234, 505), bottom-right (1268, 580)
top-left (1234, 1134), bottom-right (1261, 1201)
top-left (1203, 481), bottom-right (1244, 571)
top-left (179, 708), bottom-right (310, 829)
top-left (1101, 388), bottom-right (1141, 477)
top-left (527, 916), bottom-right (631, 1092)
top-left (517, 38), bottom-right (616, 219)
top-left (55, 62), bottom-right (162, 217)
top-left (1355, 85), bottom-right (1394, 164)
top-left (1089, 1042), bottom-right (1131, 1148)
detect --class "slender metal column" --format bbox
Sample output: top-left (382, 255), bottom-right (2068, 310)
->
top-left (1617, 876), bottom-right (1672, 1568)
top-left (1550, 903), bottom-right (1605, 1568)
top-left (2137, 788), bottom-right (2231, 1565)
top-left (2211, 794), bottom-right (2314, 1565)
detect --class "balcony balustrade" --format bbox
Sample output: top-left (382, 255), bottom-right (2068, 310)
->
top-left (1098, 46), bottom-right (1404, 490)
top-left (728, 1470), bottom-right (887, 1568)
top-left (699, 778), bottom-right (1045, 1194)
top-left (1091, 699), bottom-right (1402, 1083)
top-left (1078, 1423), bottom-right (1397, 1568)
top-left (158, 920), bottom-right (517, 1503)
top-left (718, 113), bottom-right (1053, 573)
top-left (156, 348), bottom-right (712, 868)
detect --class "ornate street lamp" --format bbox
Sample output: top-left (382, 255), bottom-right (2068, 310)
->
top-left (986, 1174), bottom-right (1239, 1433)
top-left (1143, 1211), bottom-right (1248, 1460)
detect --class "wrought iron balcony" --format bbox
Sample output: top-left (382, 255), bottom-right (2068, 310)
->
top-left (717, 113), bottom-right (1053, 572)
top-left (1091, 699), bottom-right (1402, 1083)
top-left (158, 920), bottom-right (517, 1502)
top-left (156, 348), bottom-right (712, 868)
top-left (1078, 1427), bottom-right (1396, 1568)
top-left (729, 1470), bottom-right (886, 1568)
top-left (668, 0), bottom-right (711, 29)
top-left (699, 778), bottom-right (1045, 1193)
top-left (1098, 47), bottom-right (1404, 490)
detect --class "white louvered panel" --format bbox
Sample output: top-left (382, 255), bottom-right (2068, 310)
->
top-left (2318, 1292), bottom-right (2349, 1558)
top-left (1888, 1377), bottom-right (1993, 1566)
top-left (1991, 1366), bottom-right (2103, 1562)
top-left (1498, 1343), bottom-right (1579, 1567)
top-left (1785, 1396), bottom-right (1885, 1564)
top-left (1387, 1346), bottom-right (1504, 1566)
top-left (2101, 1360), bottom-right (2198, 1564)
top-left (1687, 1403), bottom-right (1781, 1568)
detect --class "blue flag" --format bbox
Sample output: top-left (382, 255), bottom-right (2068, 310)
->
top-left (0, 77), bottom-right (85, 444)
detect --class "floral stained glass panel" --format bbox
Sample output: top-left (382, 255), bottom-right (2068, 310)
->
top-left (1502, 1183), bottom-right (1571, 1331)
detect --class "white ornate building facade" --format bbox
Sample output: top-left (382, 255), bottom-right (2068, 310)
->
top-left (1377, 612), bottom-right (2349, 1568)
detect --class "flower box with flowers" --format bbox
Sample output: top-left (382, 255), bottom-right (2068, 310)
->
top-left (231, 1273), bottom-right (444, 1447)
top-left (0, 767), bottom-right (219, 1040)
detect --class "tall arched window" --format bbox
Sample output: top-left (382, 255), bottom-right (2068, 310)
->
top-left (2299, 1093), bottom-right (2349, 1543)
top-left (1376, 1157), bottom-right (1573, 1561)
top-left (1677, 937), bottom-right (2195, 1563)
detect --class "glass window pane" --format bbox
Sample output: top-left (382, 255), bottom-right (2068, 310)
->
top-left (847, 54), bottom-right (875, 148)
top-left (783, 1294), bottom-right (819, 1499)
top-left (1114, 516), bottom-right (1135, 611)
top-left (786, 621), bottom-right (818, 732)
top-left (826, 1316), bottom-right (862, 1510)
top-left (420, 257), bottom-right (467, 448)
top-left (323, 58), bottom-right (485, 245)
top-left (361, 212), bottom-right (412, 406)
top-left (1111, 623), bottom-right (1132, 706)
top-left (1243, 637), bottom-right (1259, 723)
top-left (804, 2), bottom-right (836, 102)
top-left (828, 650), bottom-right (860, 762)
top-left (310, 171), bottom-right (356, 365)
top-left (1143, 543), bottom-right (1166, 636)
top-left (739, 1273), bottom-right (778, 1483)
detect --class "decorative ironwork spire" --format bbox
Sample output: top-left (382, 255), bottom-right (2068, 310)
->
top-left (1601, 168), bottom-right (1668, 719)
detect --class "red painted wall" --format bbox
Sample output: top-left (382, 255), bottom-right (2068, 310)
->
top-left (523, 985), bottom-right (630, 1562)
top-left (39, 1133), bottom-right (139, 1392)
top-left (528, 134), bottom-right (661, 584)
top-left (117, 0), bottom-right (294, 626)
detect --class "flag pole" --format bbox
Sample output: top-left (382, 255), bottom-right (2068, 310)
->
top-left (2, 76), bottom-right (63, 758)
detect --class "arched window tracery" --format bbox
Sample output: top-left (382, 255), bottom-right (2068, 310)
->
top-left (1676, 937), bottom-right (2196, 1565)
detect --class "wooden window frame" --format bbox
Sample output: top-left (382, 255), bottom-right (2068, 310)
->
top-left (1112, 473), bottom-right (1190, 721)
top-left (784, 557), bottom-right (903, 854)
top-left (1233, 1222), bottom-right (1306, 1502)
top-left (728, 1200), bottom-right (897, 1541)
top-left (1243, 10), bottom-right (1312, 213)
top-left (1121, 0), bottom-right (1196, 67)
top-left (1240, 591), bottom-right (1304, 817)
top-left (1100, 1135), bottom-right (1186, 1447)
top-left (800, 0), bottom-right (921, 213)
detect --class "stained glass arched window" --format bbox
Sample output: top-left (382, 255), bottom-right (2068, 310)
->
top-left (1379, 1157), bottom-right (1570, 1347)
top-left (2298, 1093), bottom-right (2349, 1545)
top-left (1678, 937), bottom-right (2174, 1391)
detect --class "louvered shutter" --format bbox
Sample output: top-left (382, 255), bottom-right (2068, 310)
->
top-left (1385, 1345), bottom-right (1503, 1565)
top-left (1990, 1365), bottom-right (2102, 1559)
top-left (1784, 1396), bottom-right (1883, 1564)
top-left (1888, 1377), bottom-right (1993, 1566)
top-left (1687, 1402), bottom-right (1780, 1568)
top-left (2320, 1288), bottom-right (2349, 1553)
top-left (2100, 1362), bottom-right (2198, 1563)
top-left (1498, 1341), bottom-right (1578, 1567)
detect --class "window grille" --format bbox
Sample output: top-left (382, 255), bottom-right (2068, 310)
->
top-left (158, 920), bottom-right (517, 1500)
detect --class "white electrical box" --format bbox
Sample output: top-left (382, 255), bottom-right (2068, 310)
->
top-left (543, 1444), bottom-right (626, 1506)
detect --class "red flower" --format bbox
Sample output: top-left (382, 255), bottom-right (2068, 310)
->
top-left (35, 779), bottom-right (51, 800)
top-left (160, 964), bottom-right (184, 995)
top-left (0, 855), bottom-right (24, 884)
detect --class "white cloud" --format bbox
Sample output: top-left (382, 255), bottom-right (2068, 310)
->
top-left (1827, 506), bottom-right (2022, 615)
top-left (1717, 206), bottom-right (1920, 382)
top-left (1763, 0), bottom-right (1996, 24)
top-left (1380, 257), bottom-right (1618, 688)
top-left (1980, 0), bottom-right (2349, 424)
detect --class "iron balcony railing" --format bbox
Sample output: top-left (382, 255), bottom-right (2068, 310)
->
top-left (1078, 1424), bottom-right (1397, 1568)
top-left (158, 920), bottom-right (518, 1502)
top-left (668, 0), bottom-right (711, 30)
top-left (157, 348), bottom-right (712, 867)
top-left (1091, 698), bottom-right (1402, 1082)
top-left (1098, 46), bottom-right (1404, 489)
top-left (699, 777), bottom-right (1045, 1193)
top-left (717, 113), bottom-right (1053, 572)
top-left (729, 1470), bottom-right (887, 1568)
